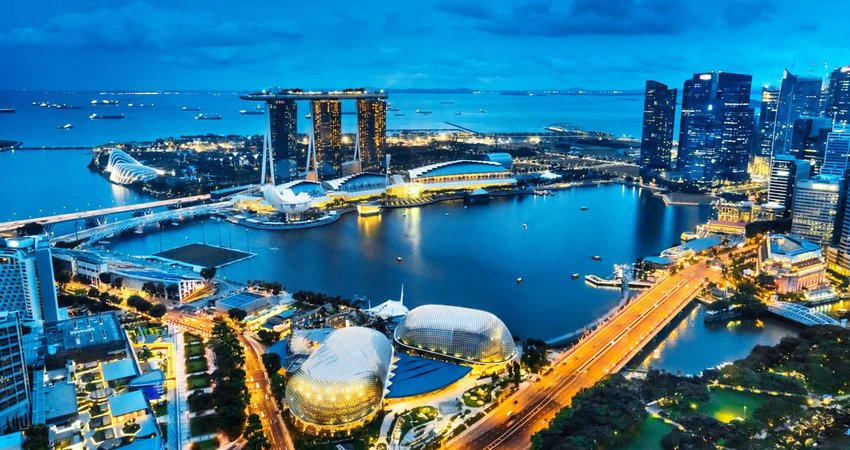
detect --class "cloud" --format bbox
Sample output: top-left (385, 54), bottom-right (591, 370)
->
top-left (437, 0), bottom-right (495, 20)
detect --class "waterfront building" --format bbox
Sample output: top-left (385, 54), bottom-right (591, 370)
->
top-left (763, 71), bottom-right (822, 156)
top-left (758, 234), bottom-right (826, 293)
top-left (110, 267), bottom-right (207, 303)
top-left (829, 175), bottom-right (850, 275)
top-left (482, 152), bottom-right (514, 170)
top-left (639, 80), bottom-right (677, 177)
top-left (0, 312), bottom-right (30, 434)
top-left (0, 235), bottom-right (59, 324)
top-left (678, 72), bottom-right (755, 182)
top-left (790, 175), bottom-right (844, 244)
top-left (789, 117), bottom-right (833, 174)
top-left (757, 86), bottom-right (780, 157)
top-left (312, 100), bottom-right (343, 173)
top-left (394, 305), bottom-right (516, 367)
top-left (820, 125), bottom-right (850, 178)
top-left (105, 149), bottom-right (161, 185)
top-left (713, 200), bottom-right (782, 225)
top-left (356, 98), bottom-right (386, 169)
top-left (43, 312), bottom-right (126, 369)
top-left (767, 155), bottom-right (810, 214)
top-left (214, 290), bottom-right (272, 316)
top-left (322, 172), bottom-right (387, 201)
top-left (285, 327), bottom-right (393, 435)
top-left (268, 99), bottom-right (299, 180)
top-left (824, 66), bottom-right (850, 124)
top-left (400, 160), bottom-right (516, 193)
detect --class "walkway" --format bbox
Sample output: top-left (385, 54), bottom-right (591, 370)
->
top-left (767, 301), bottom-right (841, 327)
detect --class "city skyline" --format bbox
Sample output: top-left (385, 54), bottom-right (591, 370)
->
top-left (2, 1), bottom-right (850, 91)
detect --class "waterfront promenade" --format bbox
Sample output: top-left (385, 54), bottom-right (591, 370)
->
top-left (447, 261), bottom-right (720, 449)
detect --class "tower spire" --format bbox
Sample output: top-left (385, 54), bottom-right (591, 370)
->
top-left (260, 121), bottom-right (275, 185)
top-left (399, 284), bottom-right (404, 305)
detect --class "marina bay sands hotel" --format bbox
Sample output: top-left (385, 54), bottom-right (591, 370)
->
top-left (241, 88), bottom-right (388, 179)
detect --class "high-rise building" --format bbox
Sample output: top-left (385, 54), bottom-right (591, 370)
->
top-left (789, 117), bottom-right (833, 174)
top-left (311, 100), bottom-right (343, 173)
top-left (0, 235), bottom-right (59, 324)
top-left (0, 312), bottom-right (30, 434)
top-left (824, 66), bottom-right (850, 124)
top-left (678, 72), bottom-right (754, 182)
top-left (639, 80), bottom-right (677, 178)
top-left (820, 125), bottom-right (850, 179)
top-left (356, 98), bottom-right (387, 169)
top-left (768, 155), bottom-right (810, 213)
top-left (761, 71), bottom-right (822, 156)
top-left (757, 86), bottom-right (779, 157)
top-left (791, 175), bottom-right (844, 244)
top-left (268, 99), bottom-right (299, 180)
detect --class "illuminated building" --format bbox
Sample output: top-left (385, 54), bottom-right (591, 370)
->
top-left (394, 305), bottom-right (517, 366)
top-left (311, 100), bottom-right (343, 172)
top-left (762, 70), bottom-right (822, 156)
top-left (824, 65), bottom-right (850, 124)
top-left (767, 155), bottom-right (810, 214)
top-left (285, 327), bottom-right (393, 435)
top-left (322, 172), bottom-right (387, 201)
top-left (758, 234), bottom-right (825, 293)
top-left (0, 235), bottom-right (59, 324)
top-left (357, 98), bottom-right (386, 169)
top-left (757, 86), bottom-right (779, 157)
top-left (268, 99), bottom-right (299, 180)
top-left (789, 117), bottom-right (833, 174)
top-left (105, 149), bottom-right (161, 185)
top-left (678, 72), bottom-right (754, 182)
top-left (820, 125), bottom-right (850, 179)
top-left (640, 80), bottom-right (677, 177)
top-left (0, 312), bottom-right (29, 433)
top-left (790, 175), bottom-right (843, 244)
top-left (403, 160), bottom-right (516, 193)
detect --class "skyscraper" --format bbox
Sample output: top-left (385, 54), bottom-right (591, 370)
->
top-left (761, 71), bottom-right (822, 156)
top-left (268, 99), bottom-right (299, 180)
top-left (678, 72), bottom-right (754, 182)
top-left (0, 312), bottom-right (30, 434)
top-left (357, 98), bottom-right (387, 169)
top-left (789, 117), bottom-right (833, 174)
top-left (757, 86), bottom-right (779, 157)
top-left (791, 175), bottom-right (844, 244)
top-left (768, 155), bottom-right (810, 214)
top-left (639, 80), bottom-right (677, 178)
top-left (820, 125), bottom-right (850, 179)
top-left (0, 235), bottom-right (59, 324)
top-left (824, 66), bottom-right (850, 124)
top-left (311, 99), bottom-right (343, 173)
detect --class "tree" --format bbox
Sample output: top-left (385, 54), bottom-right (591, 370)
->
top-left (110, 277), bottom-right (124, 289)
top-left (200, 266), bottom-right (217, 282)
top-left (141, 281), bottom-right (158, 296)
top-left (18, 222), bottom-right (45, 236)
top-left (261, 353), bottom-right (281, 375)
top-left (149, 304), bottom-right (167, 319)
top-left (88, 287), bottom-right (100, 298)
top-left (54, 270), bottom-right (71, 286)
top-left (165, 284), bottom-right (179, 299)
top-left (243, 414), bottom-right (270, 450)
top-left (257, 329), bottom-right (280, 347)
top-left (23, 424), bottom-right (49, 450)
top-left (228, 308), bottom-right (247, 322)
top-left (98, 272), bottom-right (112, 285)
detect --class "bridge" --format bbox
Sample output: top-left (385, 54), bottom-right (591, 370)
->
top-left (447, 262), bottom-right (719, 450)
top-left (52, 201), bottom-right (232, 246)
top-left (0, 194), bottom-right (212, 234)
top-left (767, 301), bottom-right (841, 326)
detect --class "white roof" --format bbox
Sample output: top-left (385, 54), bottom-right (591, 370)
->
top-left (366, 300), bottom-right (409, 319)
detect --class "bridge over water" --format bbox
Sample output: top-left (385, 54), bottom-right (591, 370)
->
top-left (767, 301), bottom-right (841, 327)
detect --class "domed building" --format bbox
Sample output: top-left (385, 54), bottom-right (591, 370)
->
top-left (394, 305), bottom-right (516, 367)
top-left (285, 327), bottom-right (393, 435)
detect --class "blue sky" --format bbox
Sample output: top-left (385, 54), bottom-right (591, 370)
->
top-left (1, 0), bottom-right (848, 91)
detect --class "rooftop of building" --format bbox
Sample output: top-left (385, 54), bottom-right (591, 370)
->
top-left (322, 172), bottom-right (387, 191)
top-left (102, 358), bottom-right (138, 382)
top-left (409, 160), bottom-right (509, 179)
top-left (0, 432), bottom-right (23, 449)
top-left (766, 234), bottom-right (821, 258)
top-left (217, 290), bottom-right (268, 310)
top-left (108, 390), bottom-right (148, 417)
top-left (386, 353), bottom-right (471, 399)
top-left (44, 381), bottom-right (79, 422)
top-left (45, 311), bottom-right (124, 353)
top-left (241, 88), bottom-right (387, 101)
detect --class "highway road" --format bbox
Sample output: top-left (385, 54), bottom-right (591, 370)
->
top-left (447, 261), bottom-right (721, 450)
top-left (0, 194), bottom-right (211, 232)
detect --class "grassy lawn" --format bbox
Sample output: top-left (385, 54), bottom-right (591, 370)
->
top-left (189, 415), bottom-right (218, 437)
top-left (462, 384), bottom-right (493, 408)
top-left (185, 333), bottom-right (203, 344)
top-left (185, 357), bottom-right (209, 374)
top-left (191, 438), bottom-right (220, 450)
top-left (185, 343), bottom-right (205, 357)
top-left (667, 389), bottom-right (768, 423)
top-left (142, 324), bottom-right (165, 336)
top-left (187, 374), bottom-right (211, 390)
top-left (399, 406), bottom-right (439, 437)
top-left (617, 416), bottom-right (674, 450)
top-left (154, 401), bottom-right (168, 417)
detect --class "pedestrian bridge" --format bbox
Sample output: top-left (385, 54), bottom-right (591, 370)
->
top-left (767, 301), bottom-right (841, 327)
top-left (52, 201), bottom-right (232, 246)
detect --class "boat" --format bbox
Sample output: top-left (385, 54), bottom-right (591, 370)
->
top-left (522, 223), bottom-right (528, 230)
top-left (571, 273), bottom-right (580, 280)
top-left (388, 107), bottom-right (400, 112)
top-left (579, 206), bottom-right (588, 211)
top-left (305, 113), bottom-right (312, 119)
top-left (91, 99), bottom-right (119, 105)
top-left (0, 108), bottom-right (15, 114)
top-left (479, 109), bottom-right (486, 113)
top-left (394, 113), bottom-right (406, 116)
top-left (89, 113), bottom-right (125, 120)
top-left (357, 204), bottom-right (382, 217)
top-left (181, 106), bottom-right (201, 111)
top-left (415, 109), bottom-right (432, 115)
top-left (58, 123), bottom-right (73, 130)
top-left (54, 104), bottom-right (81, 110)
top-left (516, 277), bottom-right (523, 285)
top-left (240, 105), bottom-right (265, 115)
top-left (591, 255), bottom-right (602, 261)
top-left (533, 189), bottom-right (552, 196)
top-left (396, 256), bottom-right (404, 263)
top-left (195, 113), bottom-right (221, 120)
